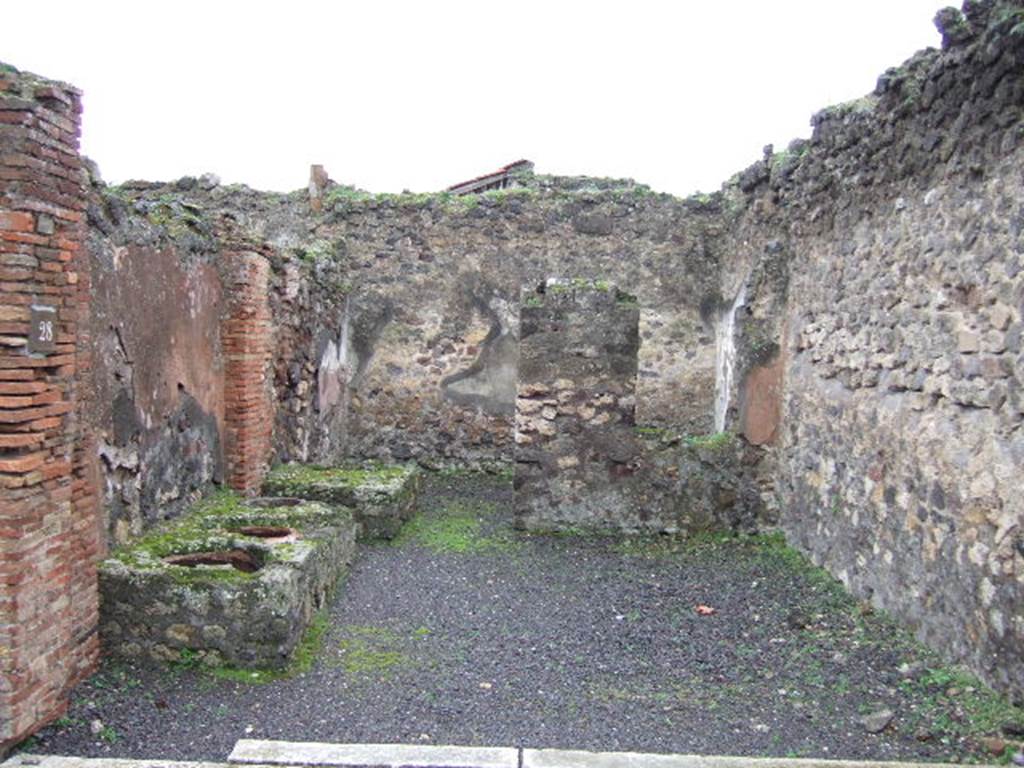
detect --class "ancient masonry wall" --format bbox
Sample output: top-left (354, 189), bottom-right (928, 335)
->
top-left (298, 189), bottom-right (724, 467)
top-left (721, 3), bottom-right (1024, 697)
top-left (0, 69), bottom-right (98, 751)
top-left (86, 185), bottom-right (227, 544)
top-left (82, 177), bottom-right (357, 539)
top-left (84, 179), bottom-right (727, 481)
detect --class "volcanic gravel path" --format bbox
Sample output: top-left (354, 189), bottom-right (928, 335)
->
top-left (29, 473), bottom-right (1017, 763)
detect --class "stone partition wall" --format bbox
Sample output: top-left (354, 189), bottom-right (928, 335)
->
top-left (514, 280), bottom-right (641, 530)
top-left (0, 67), bottom-right (98, 752)
top-left (295, 187), bottom-right (725, 466)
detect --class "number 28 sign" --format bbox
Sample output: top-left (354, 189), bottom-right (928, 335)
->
top-left (29, 304), bottom-right (57, 355)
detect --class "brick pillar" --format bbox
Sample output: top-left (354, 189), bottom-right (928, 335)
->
top-left (68, 152), bottom-right (100, 689)
top-left (514, 279), bottom-right (641, 531)
top-left (0, 66), bottom-right (98, 752)
top-left (221, 251), bottom-right (274, 494)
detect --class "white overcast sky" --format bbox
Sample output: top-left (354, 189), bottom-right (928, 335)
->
top-left (4, 1), bottom-right (950, 196)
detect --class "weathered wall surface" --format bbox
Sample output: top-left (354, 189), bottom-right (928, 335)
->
top-left (511, 280), bottom-right (768, 534)
top-left (94, 177), bottom-right (730, 475)
top-left (514, 281), bottom-right (642, 530)
top-left (257, 181), bottom-right (728, 468)
top-left (720, 2), bottom-right (1024, 698)
top-left (84, 182), bottom-right (354, 536)
top-left (86, 187), bottom-right (226, 543)
top-left (0, 65), bottom-right (99, 752)
top-left (221, 249), bottom-right (273, 494)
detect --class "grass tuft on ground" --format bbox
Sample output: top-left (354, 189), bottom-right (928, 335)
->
top-left (334, 625), bottom-right (433, 678)
top-left (393, 501), bottom-right (516, 554)
top-left (901, 666), bottom-right (1024, 751)
top-left (173, 610), bottom-right (331, 685)
top-left (336, 626), bottom-right (406, 675)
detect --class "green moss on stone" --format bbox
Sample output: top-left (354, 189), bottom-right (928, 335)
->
top-left (634, 425), bottom-right (673, 439)
top-left (142, 195), bottom-right (208, 241)
top-left (480, 187), bottom-right (537, 203)
top-left (266, 462), bottom-right (410, 489)
top-left (616, 291), bottom-right (639, 307)
top-left (102, 487), bottom-right (350, 586)
top-left (323, 185), bottom-right (372, 206)
top-left (263, 463), bottom-right (419, 519)
top-left (683, 432), bottom-right (733, 451)
top-left (209, 610), bottom-right (331, 684)
top-left (189, 487), bottom-right (246, 518)
top-left (908, 666), bottom-right (1024, 738)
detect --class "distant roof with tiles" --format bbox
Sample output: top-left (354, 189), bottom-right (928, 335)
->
top-left (446, 159), bottom-right (534, 195)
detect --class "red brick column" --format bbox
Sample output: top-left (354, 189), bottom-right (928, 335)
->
top-left (68, 151), bottom-right (100, 688)
top-left (221, 251), bottom-right (274, 494)
top-left (0, 67), bottom-right (98, 753)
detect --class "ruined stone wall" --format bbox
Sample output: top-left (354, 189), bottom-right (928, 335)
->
top-left (720, 2), bottom-right (1024, 698)
top-left (0, 66), bottom-right (98, 752)
top-left (273, 182), bottom-right (726, 468)
top-left (84, 181), bottom-right (353, 539)
top-left (91, 178), bottom-right (729, 477)
top-left (510, 280), bottom-right (768, 534)
top-left (514, 280), bottom-right (642, 530)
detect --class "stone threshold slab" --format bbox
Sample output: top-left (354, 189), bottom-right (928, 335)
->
top-left (229, 740), bottom-right (518, 768)
top-left (4, 748), bottom-right (999, 768)
top-left (4, 757), bottom-right (245, 768)
top-left (522, 749), bottom-right (991, 768)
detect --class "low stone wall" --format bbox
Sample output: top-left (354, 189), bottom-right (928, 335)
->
top-left (633, 432), bottom-right (768, 534)
top-left (264, 462), bottom-right (422, 540)
top-left (99, 494), bottom-right (356, 668)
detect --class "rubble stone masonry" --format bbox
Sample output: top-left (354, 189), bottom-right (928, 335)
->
top-left (514, 280), bottom-right (641, 530)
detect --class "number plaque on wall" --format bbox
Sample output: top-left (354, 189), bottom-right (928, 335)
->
top-left (28, 304), bottom-right (57, 355)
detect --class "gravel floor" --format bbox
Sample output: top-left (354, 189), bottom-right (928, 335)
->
top-left (28, 473), bottom-right (1022, 763)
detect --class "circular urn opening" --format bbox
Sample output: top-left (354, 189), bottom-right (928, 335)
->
top-left (231, 525), bottom-right (299, 543)
top-left (246, 497), bottom-right (303, 509)
top-left (163, 549), bottom-right (262, 573)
